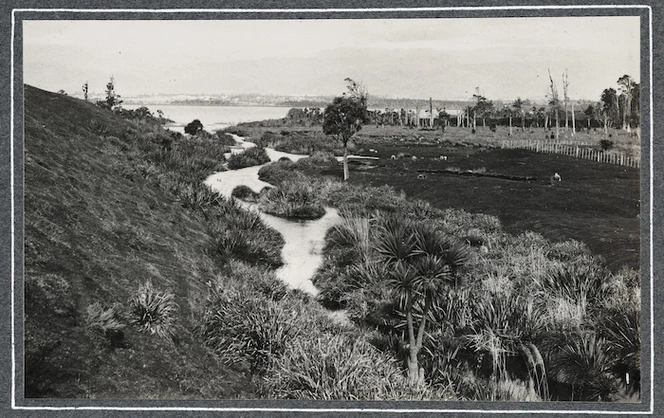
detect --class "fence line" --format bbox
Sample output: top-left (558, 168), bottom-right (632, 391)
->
top-left (501, 139), bottom-right (640, 168)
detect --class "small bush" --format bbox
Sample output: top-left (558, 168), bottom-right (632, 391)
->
top-left (85, 302), bottom-right (125, 347)
top-left (231, 185), bottom-right (260, 202)
top-left (210, 225), bottom-right (284, 268)
top-left (128, 281), bottom-right (178, 340)
top-left (184, 119), bottom-right (204, 135)
top-left (227, 147), bottom-right (270, 170)
top-left (200, 286), bottom-right (301, 375)
top-left (464, 228), bottom-right (486, 247)
top-left (257, 160), bottom-right (297, 185)
top-left (215, 132), bottom-right (237, 146)
top-left (259, 179), bottom-right (326, 220)
top-left (600, 139), bottom-right (614, 151)
top-left (260, 333), bottom-right (452, 400)
top-left (294, 151), bottom-right (338, 167)
top-left (225, 260), bottom-right (289, 301)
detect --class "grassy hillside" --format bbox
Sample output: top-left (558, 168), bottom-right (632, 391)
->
top-left (24, 85), bottom-right (250, 398)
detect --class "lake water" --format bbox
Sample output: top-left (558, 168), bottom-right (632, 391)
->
top-left (124, 104), bottom-right (291, 133)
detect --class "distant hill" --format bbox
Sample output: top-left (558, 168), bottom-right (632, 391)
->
top-left (23, 85), bottom-right (249, 398)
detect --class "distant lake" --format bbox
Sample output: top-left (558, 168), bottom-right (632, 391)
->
top-left (123, 104), bottom-right (291, 133)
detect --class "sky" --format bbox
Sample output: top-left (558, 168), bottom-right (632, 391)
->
top-left (22, 16), bottom-right (641, 101)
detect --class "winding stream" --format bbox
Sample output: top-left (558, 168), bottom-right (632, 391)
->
top-left (204, 134), bottom-right (341, 296)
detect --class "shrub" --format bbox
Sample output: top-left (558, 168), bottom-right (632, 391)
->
top-left (227, 147), bottom-right (270, 169)
top-left (260, 333), bottom-right (452, 400)
top-left (294, 151), bottom-right (338, 167)
top-left (548, 332), bottom-right (619, 401)
top-left (258, 179), bottom-right (326, 220)
top-left (210, 224), bottom-right (284, 268)
top-left (273, 131), bottom-right (341, 155)
top-left (600, 139), bottom-right (614, 151)
top-left (231, 185), bottom-right (260, 202)
top-left (184, 119), bottom-right (204, 135)
top-left (257, 160), bottom-right (297, 185)
top-left (199, 286), bottom-right (301, 375)
top-left (128, 280), bottom-right (178, 340)
top-left (176, 184), bottom-right (224, 212)
top-left (225, 260), bottom-right (289, 301)
top-left (215, 131), bottom-right (237, 146)
top-left (85, 302), bottom-right (125, 347)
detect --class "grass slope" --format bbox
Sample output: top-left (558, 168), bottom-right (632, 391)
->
top-left (24, 85), bottom-right (249, 398)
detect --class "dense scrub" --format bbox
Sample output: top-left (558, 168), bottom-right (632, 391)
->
top-left (261, 156), bottom-right (641, 401)
top-left (227, 146), bottom-right (270, 169)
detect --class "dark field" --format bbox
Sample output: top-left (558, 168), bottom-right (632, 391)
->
top-left (314, 143), bottom-right (641, 272)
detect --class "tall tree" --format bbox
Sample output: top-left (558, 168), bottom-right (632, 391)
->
top-left (584, 104), bottom-right (595, 128)
top-left (322, 78), bottom-right (368, 181)
top-left (97, 75), bottom-right (122, 110)
top-left (617, 75), bottom-right (635, 133)
top-left (82, 81), bottom-right (89, 101)
top-left (512, 97), bottom-right (526, 131)
top-left (472, 88), bottom-right (493, 128)
top-left (547, 69), bottom-right (561, 139)
top-left (600, 88), bottom-right (619, 136)
top-left (562, 70), bottom-right (570, 132)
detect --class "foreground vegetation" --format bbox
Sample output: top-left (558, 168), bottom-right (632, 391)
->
top-left (256, 157), bottom-right (641, 401)
top-left (25, 85), bottom-right (640, 402)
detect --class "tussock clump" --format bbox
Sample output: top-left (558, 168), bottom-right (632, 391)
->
top-left (225, 260), bottom-right (289, 301)
top-left (86, 302), bottom-right (125, 334)
top-left (259, 179), bottom-right (326, 220)
top-left (260, 333), bottom-right (453, 400)
top-left (231, 185), bottom-right (260, 202)
top-left (128, 280), bottom-right (178, 340)
top-left (85, 302), bottom-right (126, 347)
top-left (199, 286), bottom-right (301, 375)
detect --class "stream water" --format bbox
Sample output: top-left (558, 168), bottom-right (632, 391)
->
top-left (204, 135), bottom-right (341, 296)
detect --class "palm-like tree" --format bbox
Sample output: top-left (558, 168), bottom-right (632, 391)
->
top-left (549, 332), bottom-right (619, 401)
top-left (377, 218), bottom-right (469, 386)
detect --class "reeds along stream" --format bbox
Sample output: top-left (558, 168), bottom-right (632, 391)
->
top-left (205, 138), bottom-right (341, 296)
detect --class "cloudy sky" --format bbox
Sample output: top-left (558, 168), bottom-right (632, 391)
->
top-left (23, 16), bottom-right (640, 101)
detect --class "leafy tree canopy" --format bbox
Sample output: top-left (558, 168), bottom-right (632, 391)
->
top-left (184, 119), bottom-right (204, 135)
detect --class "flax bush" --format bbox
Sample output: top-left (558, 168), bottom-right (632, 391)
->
top-left (128, 280), bottom-right (178, 340)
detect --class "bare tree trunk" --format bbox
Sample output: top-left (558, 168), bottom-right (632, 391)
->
top-left (564, 102), bottom-right (568, 131)
top-left (521, 110), bottom-right (525, 131)
top-left (406, 311), bottom-right (419, 386)
top-left (429, 97), bottom-right (434, 129)
top-left (343, 144), bottom-right (349, 181)
top-left (571, 101), bottom-right (576, 137)
top-left (555, 109), bottom-right (560, 139)
top-left (509, 114), bottom-right (513, 136)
